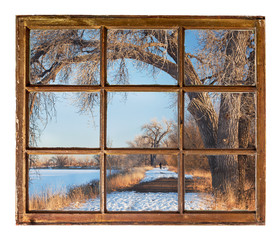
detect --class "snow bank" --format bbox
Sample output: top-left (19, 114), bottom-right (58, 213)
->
top-left (107, 191), bottom-right (178, 211)
top-left (64, 191), bottom-right (214, 211)
top-left (185, 193), bottom-right (214, 210)
top-left (62, 168), bottom-right (213, 212)
top-left (140, 167), bottom-right (192, 183)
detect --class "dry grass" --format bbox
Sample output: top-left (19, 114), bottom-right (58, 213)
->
top-left (29, 184), bottom-right (100, 211)
top-left (29, 167), bottom-right (151, 211)
top-left (167, 166), bottom-right (178, 173)
top-left (29, 188), bottom-right (71, 211)
top-left (30, 166), bottom-right (255, 211)
top-left (107, 167), bottom-right (152, 192)
top-left (185, 169), bottom-right (255, 211)
top-left (210, 181), bottom-right (255, 211)
top-left (187, 169), bottom-right (213, 193)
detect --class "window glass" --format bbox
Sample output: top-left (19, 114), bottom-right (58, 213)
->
top-left (28, 154), bottom-right (101, 211)
top-left (107, 92), bottom-right (178, 148)
top-left (29, 92), bottom-right (100, 148)
top-left (30, 29), bottom-right (100, 85)
top-left (184, 30), bottom-right (255, 86)
top-left (106, 155), bottom-right (178, 211)
top-left (107, 29), bottom-right (178, 85)
top-left (184, 155), bottom-right (256, 211)
top-left (184, 92), bottom-right (256, 149)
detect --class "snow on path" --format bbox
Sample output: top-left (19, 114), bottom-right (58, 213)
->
top-left (63, 168), bottom-right (213, 211)
top-left (106, 191), bottom-right (178, 211)
top-left (65, 191), bottom-right (214, 211)
top-left (140, 167), bottom-right (192, 183)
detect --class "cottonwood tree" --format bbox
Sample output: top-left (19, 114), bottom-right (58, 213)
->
top-left (127, 119), bottom-right (172, 166)
top-left (191, 31), bottom-right (256, 196)
top-left (29, 29), bottom-right (255, 196)
top-left (50, 155), bottom-right (69, 168)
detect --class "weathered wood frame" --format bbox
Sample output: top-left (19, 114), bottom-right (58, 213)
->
top-left (16, 15), bottom-right (266, 225)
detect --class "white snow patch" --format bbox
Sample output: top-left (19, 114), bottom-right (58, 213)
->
top-left (64, 191), bottom-right (214, 211)
top-left (140, 167), bottom-right (192, 183)
top-left (107, 191), bottom-right (178, 211)
top-left (184, 193), bottom-right (214, 210)
top-left (63, 168), bottom-right (213, 212)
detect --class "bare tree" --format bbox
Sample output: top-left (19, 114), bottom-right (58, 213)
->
top-left (127, 119), bottom-right (172, 166)
top-left (192, 31), bottom-right (256, 195)
top-left (141, 119), bottom-right (172, 148)
top-left (29, 29), bottom-right (255, 196)
top-left (50, 155), bottom-right (69, 168)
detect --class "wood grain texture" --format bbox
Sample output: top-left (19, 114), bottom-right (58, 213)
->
top-left (20, 15), bottom-right (259, 29)
top-left (26, 85), bottom-right (256, 92)
top-left (16, 17), bottom-right (28, 224)
top-left (256, 19), bottom-right (266, 224)
top-left (20, 212), bottom-right (257, 225)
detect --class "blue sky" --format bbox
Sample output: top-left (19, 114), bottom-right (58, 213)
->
top-left (32, 91), bottom-right (177, 148)
top-left (185, 30), bottom-right (200, 54)
top-left (107, 92), bottom-right (177, 147)
top-left (107, 59), bottom-right (177, 85)
top-left (30, 30), bottom-right (199, 148)
top-left (32, 93), bottom-right (100, 148)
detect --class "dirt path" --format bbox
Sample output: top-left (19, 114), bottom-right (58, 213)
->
top-left (124, 177), bottom-right (196, 193)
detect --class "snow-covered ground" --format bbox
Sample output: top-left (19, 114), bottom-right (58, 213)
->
top-left (64, 167), bottom-right (213, 211)
top-left (65, 191), bottom-right (213, 211)
top-left (140, 167), bottom-right (192, 183)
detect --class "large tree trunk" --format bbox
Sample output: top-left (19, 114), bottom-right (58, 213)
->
top-left (238, 115), bottom-right (250, 197)
top-left (209, 32), bottom-right (250, 194)
top-left (209, 32), bottom-right (245, 193)
top-left (186, 31), bottom-right (253, 194)
top-left (214, 93), bottom-right (241, 193)
top-left (238, 92), bottom-right (255, 198)
top-left (150, 154), bottom-right (156, 167)
top-left (183, 54), bottom-right (220, 180)
top-left (237, 49), bottom-right (256, 198)
top-left (187, 93), bottom-right (219, 177)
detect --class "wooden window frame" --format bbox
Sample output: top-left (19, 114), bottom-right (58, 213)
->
top-left (16, 15), bottom-right (266, 225)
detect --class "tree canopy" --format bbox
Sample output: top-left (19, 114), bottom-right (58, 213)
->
top-left (29, 29), bottom-right (256, 195)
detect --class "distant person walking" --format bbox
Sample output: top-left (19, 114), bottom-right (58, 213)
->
top-left (159, 162), bottom-right (162, 169)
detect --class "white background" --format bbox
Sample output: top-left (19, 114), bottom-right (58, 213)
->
top-left (0, 0), bottom-right (278, 239)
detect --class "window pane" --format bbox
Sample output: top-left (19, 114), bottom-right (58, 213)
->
top-left (184, 30), bottom-right (255, 86)
top-left (184, 155), bottom-right (255, 211)
top-left (107, 29), bottom-right (178, 85)
top-left (105, 155), bottom-right (178, 211)
top-left (107, 92), bottom-right (178, 148)
top-left (184, 92), bottom-right (256, 149)
top-left (29, 92), bottom-right (100, 148)
top-left (30, 29), bottom-right (100, 85)
top-left (28, 154), bottom-right (100, 211)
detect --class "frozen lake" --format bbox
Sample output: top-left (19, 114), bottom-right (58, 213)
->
top-left (29, 168), bottom-right (117, 196)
